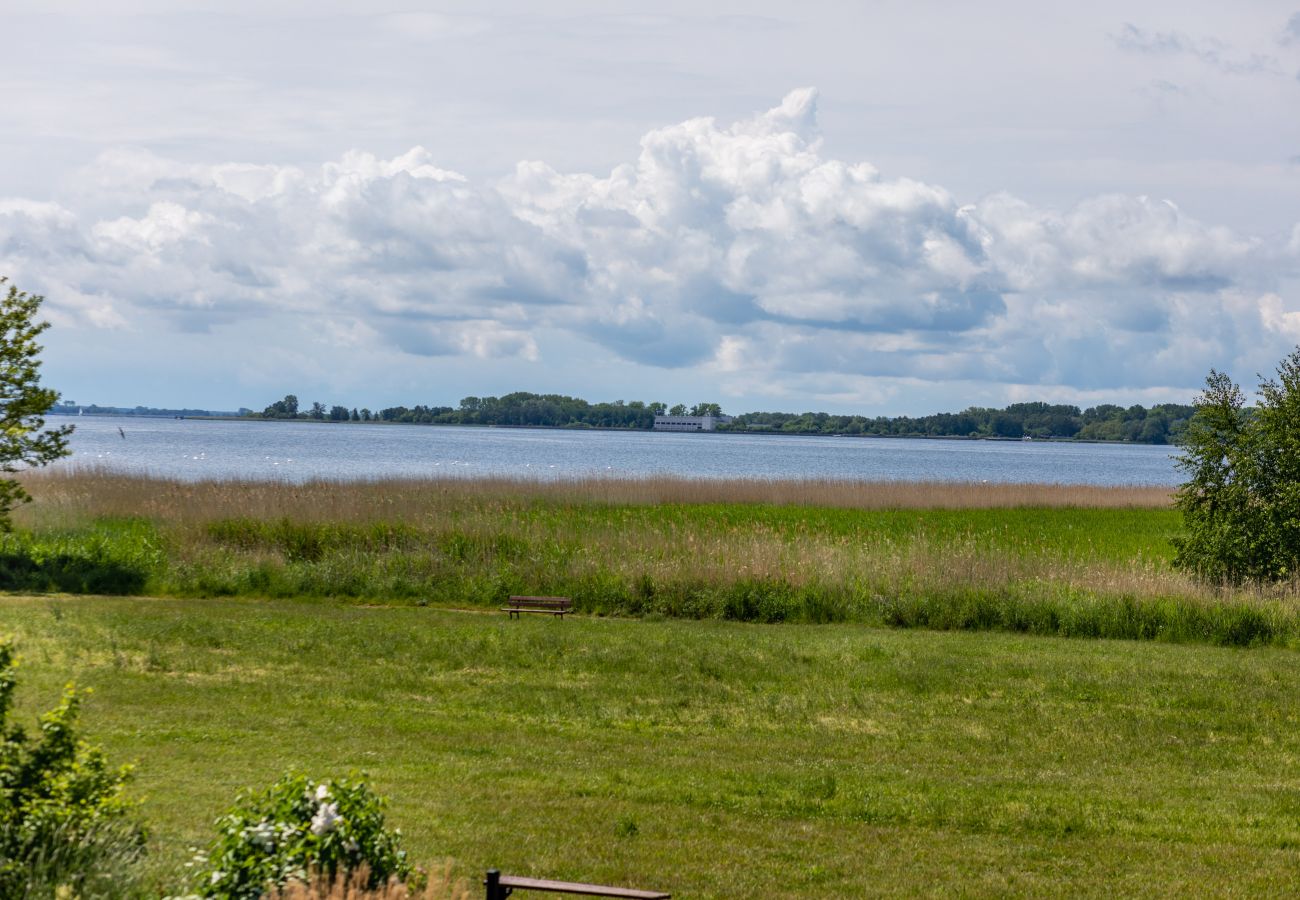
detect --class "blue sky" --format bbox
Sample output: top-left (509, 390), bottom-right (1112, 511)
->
top-left (3, 1), bottom-right (1299, 415)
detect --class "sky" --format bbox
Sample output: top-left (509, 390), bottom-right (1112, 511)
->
top-left (2, 1), bottom-right (1299, 416)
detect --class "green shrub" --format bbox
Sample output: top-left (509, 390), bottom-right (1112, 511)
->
top-left (0, 518), bottom-right (163, 594)
top-left (1173, 347), bottom-right (1300, 583)
top-left (0, 638), bottom-right (146, 898)
top-left (194, 773), bottom-right (411, 900)
top-left (721, 579), bottom-right (796, 623)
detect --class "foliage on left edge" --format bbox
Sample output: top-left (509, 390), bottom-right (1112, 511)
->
top-left (0, 277), bottom-right (73, 529)
top-left (0, 637), bottom-right (146, 898)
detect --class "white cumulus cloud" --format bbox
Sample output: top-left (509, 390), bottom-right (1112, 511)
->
top-left (2, 90), bottom-right (1298, 406)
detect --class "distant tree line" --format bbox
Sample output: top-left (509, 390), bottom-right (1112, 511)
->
top-left (253, 392), bottom-right (723, 429)
top-left (721, 402), bottom-right (1196, 444)
top-left (249, 393), bottom-right (1196, 444)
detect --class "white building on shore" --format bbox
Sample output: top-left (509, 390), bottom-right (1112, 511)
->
top-left (652, 414), bottom-right (734, 432)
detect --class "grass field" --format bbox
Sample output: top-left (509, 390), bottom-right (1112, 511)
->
top-left (5, 595), bottom-right (1300, 897)
top-left (3, 471), bottom-right (1297, 647)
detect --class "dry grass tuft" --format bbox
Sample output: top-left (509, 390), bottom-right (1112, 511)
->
top-left (270, 864), bottom-right (470, 900)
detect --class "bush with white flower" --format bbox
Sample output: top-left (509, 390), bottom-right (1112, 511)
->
top-left (194, 772), bottom-right (411, 899)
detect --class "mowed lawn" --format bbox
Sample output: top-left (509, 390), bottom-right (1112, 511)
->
top-left (5, 595), bottom-right (1300, 897)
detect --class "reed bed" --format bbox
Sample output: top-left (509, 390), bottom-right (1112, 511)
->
top-left (17, 470), bottom-right (1173, 528)
top-left (8, 470), bottom-right (1296, 647)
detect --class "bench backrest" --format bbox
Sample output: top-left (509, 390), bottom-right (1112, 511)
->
top-left (508, 595), bottom-right (572, 609)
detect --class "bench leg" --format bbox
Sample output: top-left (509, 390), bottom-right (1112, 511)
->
top-left (485, 869), bottom-right (512, 900)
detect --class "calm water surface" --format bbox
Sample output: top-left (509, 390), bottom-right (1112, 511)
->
top-left (55, 416), bottom-right (1181, 486)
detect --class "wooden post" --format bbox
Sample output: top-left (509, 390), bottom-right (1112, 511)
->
top-left (484, 869), bottom-right (511, 900)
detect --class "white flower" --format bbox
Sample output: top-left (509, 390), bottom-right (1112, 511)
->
top-left (310, 801), bottom-right (340, 835)
top-left (248, 819), bottom-right (277, 851)
top-left (344, 839), bottom-right (359, 853)
top-left (210, 872), bottom-right (223, 885)
top-left (314, 784), bottom-right (331, 802)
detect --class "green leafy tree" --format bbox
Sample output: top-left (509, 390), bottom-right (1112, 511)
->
top-left (0, 279), bottom-right (73, 530)
top-left (262, 395), bottom-right (299, 419)
top-left (1173, 347), bottom-right (1300, 583)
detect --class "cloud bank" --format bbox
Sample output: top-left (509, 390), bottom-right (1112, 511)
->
top-left (3, 90), bottom-right (1298, 407)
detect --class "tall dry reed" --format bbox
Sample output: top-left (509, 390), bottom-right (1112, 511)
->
top-left (17, 470), bottom-right (1173, 528)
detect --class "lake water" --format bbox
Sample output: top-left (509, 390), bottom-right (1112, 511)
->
top-left (53, 416), bottom-right (1182, 486)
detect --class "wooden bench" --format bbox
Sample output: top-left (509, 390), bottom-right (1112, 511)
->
top-left (485, 871), bottom-right (669, 899)
top-left (502, 596), bottom-right (573, 619)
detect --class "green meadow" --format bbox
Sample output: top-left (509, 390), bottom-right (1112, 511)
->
top-left (5, 596), bottom-right (1300, 897)
top-left (5, 472), bottom-right (1300, 895)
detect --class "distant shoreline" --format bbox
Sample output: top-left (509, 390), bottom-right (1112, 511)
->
top-left (67, 411), bottom-right (1176, 447)
top-left (49, 410), bottom-right (242, 419)
top-left (55, 390), bottom-right (1195, 446)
